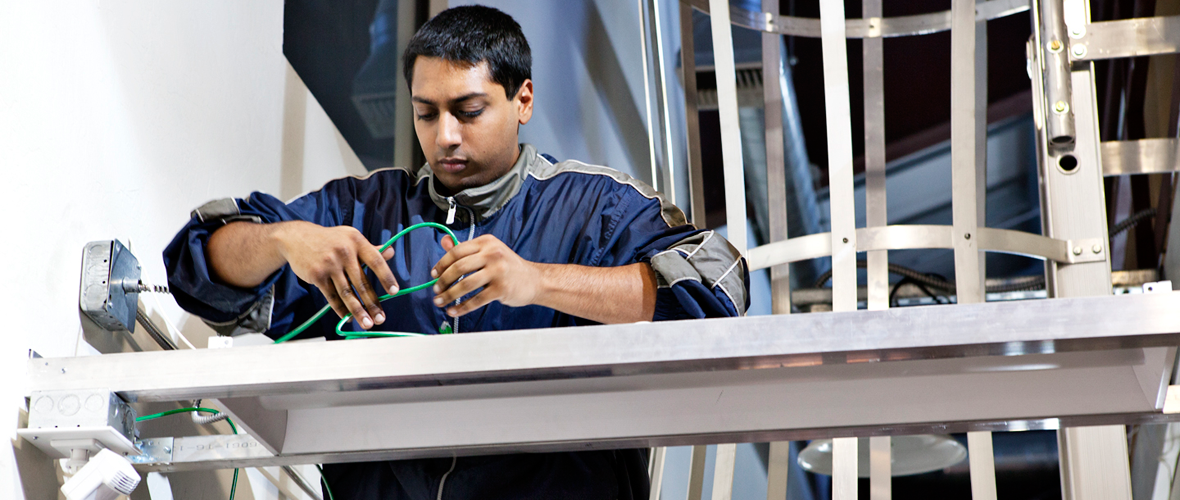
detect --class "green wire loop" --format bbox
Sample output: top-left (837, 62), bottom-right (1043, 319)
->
top-left (274, 222), bottom-right (460, 344)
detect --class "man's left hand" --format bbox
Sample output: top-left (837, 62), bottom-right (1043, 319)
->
top-left (431, 235), bottom-right (541, 317)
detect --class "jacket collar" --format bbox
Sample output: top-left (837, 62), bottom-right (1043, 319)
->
top-left (422, 144), bottom-right (540, 222)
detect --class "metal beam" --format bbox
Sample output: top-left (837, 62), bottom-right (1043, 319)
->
top-left (1071, 16), bottom-right (1180, 62)
top-left (819, 0), bottom-right (857, 312)
top-left (1101, 139), bottom-right (1180, 176)
top-left (682, 0), bottom-right (1029, 39)
top-left (707, 0), bottom-right (749, 254)
top-left (680, 3), bottom-right (706, 226)
top-left (763, 0), bottom-right (790, 315)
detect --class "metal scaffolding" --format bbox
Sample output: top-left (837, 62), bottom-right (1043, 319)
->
top-left (17, 1), bottom-right (1180, 499)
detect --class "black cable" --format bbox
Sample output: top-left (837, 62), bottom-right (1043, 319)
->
top-left (814, 260), bottom-right (1046, 294)
top-left (1109, 207), bottom-right (1158, 237)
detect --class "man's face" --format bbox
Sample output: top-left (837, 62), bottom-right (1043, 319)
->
top-left (410, 57), bottom-right (533, 194)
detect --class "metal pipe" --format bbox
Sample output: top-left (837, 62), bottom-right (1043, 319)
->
top-left (1036, 0), bottom-right (1076, 146)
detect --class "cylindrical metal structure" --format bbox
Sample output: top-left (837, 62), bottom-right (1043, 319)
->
top-left (1035, 0), bottom-right (1076, 146)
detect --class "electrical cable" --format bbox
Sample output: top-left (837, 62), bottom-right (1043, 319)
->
top-left (316, 464), bottom-right (335, 500)
top-left (136, 407), bottom-right (241, 500)
top-left (273, 222), bottom-right (460, 344)
top-left (1109, 207), bottom-right (1158, 237)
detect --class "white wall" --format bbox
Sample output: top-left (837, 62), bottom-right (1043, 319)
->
top-left (0, 1), bottom-right (363, 497)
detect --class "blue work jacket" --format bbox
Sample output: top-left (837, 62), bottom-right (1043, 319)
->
top-left (163, 144), bottom-right (749, 499)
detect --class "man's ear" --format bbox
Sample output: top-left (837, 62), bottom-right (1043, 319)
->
top-left (515, 79), bottom-right (534, 125)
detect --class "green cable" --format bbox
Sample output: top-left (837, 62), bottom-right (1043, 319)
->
top-left (136, 407), bottom-right (239, 500)
top-left (273, 222), bottom-right (460, 344)
top-left (316, 464), bottom-right (336, 500)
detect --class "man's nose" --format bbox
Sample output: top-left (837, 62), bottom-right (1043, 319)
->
top-left (436, 113), bottom-right (462, 150)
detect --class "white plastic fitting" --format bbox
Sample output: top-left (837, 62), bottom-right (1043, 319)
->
top-left (61, 448), bottom-right (140, 500)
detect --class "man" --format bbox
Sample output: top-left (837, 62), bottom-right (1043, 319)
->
top-left (165, 5), bottom-right (747, 499)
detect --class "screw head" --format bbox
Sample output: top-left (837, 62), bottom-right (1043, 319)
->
top-left (842, 237), bottom-right (849, 244)
top-left (1072, 246), bottom-right (1083, 256)
top-left (1054, 101), bottom-right (1069, 113)
top-left (965, 233), bottom-right (972, 240)
top-left (1092, 244), bottom-right (1103, 254)
top-left (1049, 39), bottom-right (1063, 52)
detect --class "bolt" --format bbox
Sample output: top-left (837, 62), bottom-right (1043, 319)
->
top-left (1072, 246), bottom-right (1083, 256)
top-left (1054, 101), bottom-right (1069, 113)
top-left (1092, 244), bottom-right (1103, 254)
top-left (1049, 39), bottom-right (1063, 52)
top-left (1072, 44), bottom-right (1087, 58)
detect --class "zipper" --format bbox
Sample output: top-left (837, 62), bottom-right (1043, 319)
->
top-left (452, 206), bottom-right (477, 335)
top-left (445, 197), bottom-right (457, 225)
top-left (437, 455), bottom-right (458, 500)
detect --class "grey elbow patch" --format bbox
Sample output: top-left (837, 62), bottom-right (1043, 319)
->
top-left (649, 231), bottom-right (748, 315)
top-left (202, 286), bottom-right (276, 337)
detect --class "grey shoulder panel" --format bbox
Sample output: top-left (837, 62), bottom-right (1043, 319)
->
top-left (191, 197), bottom-right (261, 225)
top-left (649, 231), bottom-right (748, 315)
top-left (527, 159), bottom-right (689, 228)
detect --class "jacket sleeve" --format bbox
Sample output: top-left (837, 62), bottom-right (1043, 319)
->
top-left (592, 190), bottom-right (749, 320)
top-left (162, 185), bottom-right (351, 339)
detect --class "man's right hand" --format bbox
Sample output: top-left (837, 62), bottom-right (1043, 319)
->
top-left (274, 222), bottom-right (398, 329)
top-left (209, 221), bottom-right (397, 330)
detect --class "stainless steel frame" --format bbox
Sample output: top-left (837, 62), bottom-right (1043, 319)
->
top-left (27, 294), bottom-right (1180, 472)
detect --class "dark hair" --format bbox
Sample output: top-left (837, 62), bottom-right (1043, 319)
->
top-left (402, 5), bottom-right (532, 99)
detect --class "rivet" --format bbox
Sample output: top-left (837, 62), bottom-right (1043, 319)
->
top-left (1048, 39), bottom-right (1063, 52)
top-left (1054, 101), bottom-right (1069, 113)
top-left (964, 233), bottom-right (972, 240)
top-left (1071, 44), bottom-right (1087, 58)
top-left (1072, 246), bottom-right (1083, 256)
top-left (163, 447), bottom-right (171, 453)
top-left (1092, 244), bottom-right (1102, 254)
top-left (842, 237), bottom-right (849, 244)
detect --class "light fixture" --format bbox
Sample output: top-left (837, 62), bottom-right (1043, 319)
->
top-left (797, 435), bottom-right (967, 477)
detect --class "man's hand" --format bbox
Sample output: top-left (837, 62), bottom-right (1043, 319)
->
top-left (431, 235), bottom-right (541, 317)
top-left (429, 235), bottom-right (657, 323)
top-left (272, 222), bottom-right (398, 329)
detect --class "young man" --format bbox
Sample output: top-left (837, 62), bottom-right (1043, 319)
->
top-left (164, 5), bottom-right (747, 499)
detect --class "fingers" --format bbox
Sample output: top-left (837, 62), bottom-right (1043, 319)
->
top-left (381, 246), bottom-right (395, 260)
top-left (360, 244), bottom-right (399, 295)
top-left (434, 270), bottom-right (492, 309)
top-left (433, 253), bottom-right (487, 293)
top-left (317, 281), bottom-right (350, 321)
top-left (331, 270), bottom-right (373, 329)
top-left (344, 259), bottom-right (384, 326)
top-left (432, 237), bottom-right (481, 278)
top-left (446, 288), bottom-right (496, 317)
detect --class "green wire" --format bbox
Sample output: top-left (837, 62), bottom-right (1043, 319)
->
top-left (316, 464), bottom-right (336, 500)
top-left (136, 407), bottom-right (239, 500)
top-left (273, 222), bottom-right (460, 344)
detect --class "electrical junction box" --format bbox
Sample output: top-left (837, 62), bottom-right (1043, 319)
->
top-left (79, 240), bottom-right (141, 332)
top-left (17, 389), bottom-right (139, 459)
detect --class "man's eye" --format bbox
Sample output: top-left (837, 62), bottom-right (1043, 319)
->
top-left (460, 109), bottom-right (484, 119)
top-left (416, 112), bottom-right (438, 121)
